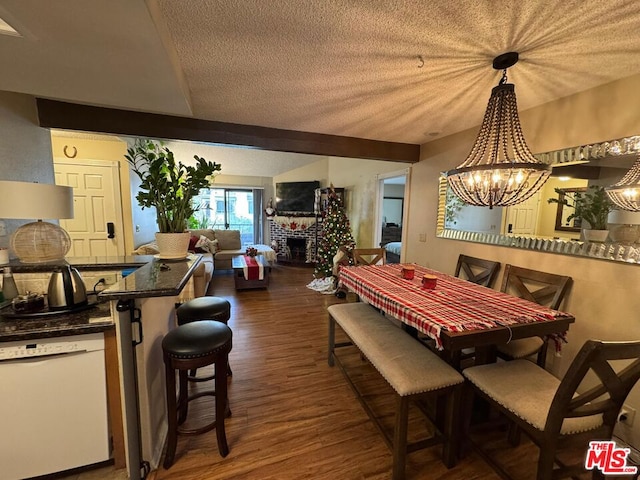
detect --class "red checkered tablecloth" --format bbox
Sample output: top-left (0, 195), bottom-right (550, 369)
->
top-left (339, 263), bottom-right (573, 350)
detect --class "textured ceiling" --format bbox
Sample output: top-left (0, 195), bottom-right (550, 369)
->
top-left (1, 0), bottom-right (640, 147)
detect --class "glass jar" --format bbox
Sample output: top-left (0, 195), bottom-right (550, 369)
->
top-left (2, 267), bottom-right (19, 301)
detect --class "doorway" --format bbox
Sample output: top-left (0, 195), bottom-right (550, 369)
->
top-left (375, 169), bottom-right (409, 260)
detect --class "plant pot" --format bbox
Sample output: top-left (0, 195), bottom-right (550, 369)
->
top-left (582, 229), bottom-right (609, 243)
top-left (155, 232), bottom-right (190, 259)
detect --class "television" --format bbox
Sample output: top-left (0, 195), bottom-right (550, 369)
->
top-left (275, 181), bottom-right (320, 215)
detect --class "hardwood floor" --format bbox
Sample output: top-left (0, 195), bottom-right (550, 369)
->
top-left (147, 264), bottom-right (500, 480)
top-left (114, 264), bottom-right (598, 480)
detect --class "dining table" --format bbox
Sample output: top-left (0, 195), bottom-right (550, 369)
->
top-left (338, 263), bottom-right (575, 368)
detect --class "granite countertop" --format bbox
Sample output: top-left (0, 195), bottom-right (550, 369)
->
top-left (98, 254), bottom-right (202, 301)
top-left (1, 254), bottom-right (203, 342)
top-left (4, 255), bottom-right (155, 272)
top-left (0, 300), bottom-right (113, 342)
top-left (5, 253), bottom-right (202, 300)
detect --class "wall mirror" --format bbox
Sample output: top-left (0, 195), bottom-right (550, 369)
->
top-left (436, 135), bottom-right (640, 265)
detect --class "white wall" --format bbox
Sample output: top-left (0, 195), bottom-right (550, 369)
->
top-left (272, 156), bottom-right (410, 248)
top-left (408, 73), bottom-right (640, 447)
top-left (273, 156), bottom-right (329, 185)
top-left (327, 157), bottom-right (410, 248)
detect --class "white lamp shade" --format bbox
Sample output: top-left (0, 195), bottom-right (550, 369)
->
top-left (0, 181), bottom-right (74, 219)
top-left (608, 210), bottom-right (640, 225)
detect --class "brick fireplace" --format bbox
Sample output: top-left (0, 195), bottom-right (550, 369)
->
top-left (269, 216), bottom-right (319, 265)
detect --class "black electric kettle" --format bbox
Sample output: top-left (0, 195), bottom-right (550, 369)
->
top-left (47, 265), bottom-right (88, 311)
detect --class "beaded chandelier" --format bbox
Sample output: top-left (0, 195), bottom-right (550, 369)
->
top-left (606, 153), bottom-right (640, 211)
top-left (446, 52), bottom-right (551, 209)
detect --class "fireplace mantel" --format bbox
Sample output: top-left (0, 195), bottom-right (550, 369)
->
top-left (269, 216), bottom-right (319, 265)
top-left (271, 216), bottom-right (316, 232)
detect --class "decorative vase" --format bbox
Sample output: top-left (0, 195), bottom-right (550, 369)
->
top-left (155, 232), bottom-right (190, 259)
top-left (582, 229), bottom-right (609, 243)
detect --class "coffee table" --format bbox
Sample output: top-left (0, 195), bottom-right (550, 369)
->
top-left (231, 254), bottom-right (270, 290)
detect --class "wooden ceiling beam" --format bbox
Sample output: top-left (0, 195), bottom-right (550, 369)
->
top-left (36, 99), bottom-right (419, 164)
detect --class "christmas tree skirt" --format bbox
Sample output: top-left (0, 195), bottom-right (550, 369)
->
top-left (306, 277), bottom-right (336, 294)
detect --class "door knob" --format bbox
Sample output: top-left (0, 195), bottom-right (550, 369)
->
top-left (107, 222), bottom-right (115, 239)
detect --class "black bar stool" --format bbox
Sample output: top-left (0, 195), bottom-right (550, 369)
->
top-left (176, 297), bottom-right (232, 377)
top-left (176, 296), bottom-right (231, 326)
top-left (162, 320), bottom-right (232, 469)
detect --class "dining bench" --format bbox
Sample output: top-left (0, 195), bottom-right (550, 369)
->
top-left (327, 302), bottom-right (464, 479)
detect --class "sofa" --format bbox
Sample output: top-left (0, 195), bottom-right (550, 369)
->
top-left (189, 229), bottom-right (242, 270)
top-left (188, 229), bottom-right (277, 270)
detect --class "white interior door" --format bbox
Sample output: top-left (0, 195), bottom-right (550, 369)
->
top-left (503, 190), bottom-right (541, 235)
top-left (54, 160), bottom-right (125, 257)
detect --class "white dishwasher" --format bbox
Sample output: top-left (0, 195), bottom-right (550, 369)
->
top-left (0, 332), bottom-right (111, 480)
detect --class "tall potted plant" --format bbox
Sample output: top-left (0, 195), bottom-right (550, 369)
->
top-left (548, 185), bottom-right (615, 242)
top-left (126, 139), bottom-right (221, 258)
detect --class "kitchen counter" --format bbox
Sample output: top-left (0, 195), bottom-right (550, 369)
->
top-left (3, 255), bottom-right (154, 272)
top-left (0, 254), bottom-right (203, 342)
top-left (5, 253), bottom-right (203, 301)
top-left (1, 253), bottom-right (205, 478)
top-left (0, 300), bottom-right (113, 342)
top-left (98, 254), bottom-right (203, 301)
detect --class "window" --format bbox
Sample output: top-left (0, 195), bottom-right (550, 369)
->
top-left (193, 188), bottom-right (264, 245)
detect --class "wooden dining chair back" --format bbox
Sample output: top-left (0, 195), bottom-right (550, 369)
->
top-left (352, 248), bottom-right (386, 266)
top-left (497, 265), bottom-right (573, 367)
top-left (449, 255), bottom-right (502, 364)
top-left (454, 255), bottom-right (501, 288)
top-left (500, 264), bottom-right (573, 310)
top-left (464, 339), bottom-right (640, 480)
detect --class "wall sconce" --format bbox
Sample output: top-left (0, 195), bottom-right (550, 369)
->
top-left (0, 181), bottom-right (74, 263)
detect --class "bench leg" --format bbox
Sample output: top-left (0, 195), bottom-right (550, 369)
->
top-left (392, 395), bottom-right (409, 480)
top-left (442, 386), bottom-right (461, 468)
top-left (328, 313), bottom-right (336, 367)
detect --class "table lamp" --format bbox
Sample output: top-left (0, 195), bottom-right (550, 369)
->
top-left (0, 181), bottom-right (74, 263)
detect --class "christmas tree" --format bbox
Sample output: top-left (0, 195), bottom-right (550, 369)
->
top-left (314, 187), bottom-right (355, 278)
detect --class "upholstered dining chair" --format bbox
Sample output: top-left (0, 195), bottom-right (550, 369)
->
top-left (496, 265), bottom-right (572, 368)
top-left (352, 248), bottom-right (386, 266)
top-left (455, 254), bottom-right (501, 288)
top-left (463, 339), bottom-right (640, 480)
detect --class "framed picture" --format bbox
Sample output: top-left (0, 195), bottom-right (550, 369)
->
top-left (554, 187), bottom-right (585, 232)
top-left (315, 187), bottom-right (345, 214)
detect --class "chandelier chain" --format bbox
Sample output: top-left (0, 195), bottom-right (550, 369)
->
top-left (499, 68), bottom-right (508, 85)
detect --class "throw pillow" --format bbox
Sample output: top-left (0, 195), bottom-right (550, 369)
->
top-left (188, 235), bottom-right (200, 252)
top-left (195, 235), bottom-right (219, 254)
top-left (188, 229), bottom-right (216, 241)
